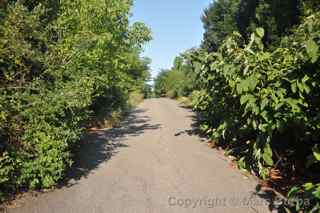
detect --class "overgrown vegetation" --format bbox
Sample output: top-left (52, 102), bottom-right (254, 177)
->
top-left (154, 53), bottom-right (197, 98)
top-left (155, 0), bottom-right (320, 211)
top-left (0, 0), bottom-right (151, 200)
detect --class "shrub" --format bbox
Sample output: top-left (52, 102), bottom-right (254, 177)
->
top-left (154, 54), bottom-right (197, 98)
top-left (0, 0), bottom-right (151, 199)
top-left (191, 12), bottom-right (320, 211)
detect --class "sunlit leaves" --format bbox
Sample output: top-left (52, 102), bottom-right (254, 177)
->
top-left (256, 28), bottom-right (265, 38)
top-left (0, 0), bottom-right (151, 197)
top-left (191, 11), bottom-right (320, 189)
top-left (262, 142), bottom-right (273, 166)
top-left (313, 145), bottom-right (320, 161)
top-left (306, 39), bottom-right (319, 63)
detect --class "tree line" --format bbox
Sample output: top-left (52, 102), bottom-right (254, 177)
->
top-left (0, 0), bottom-right (151, 200)
top-left (154, 0), bottom-right (320, 212)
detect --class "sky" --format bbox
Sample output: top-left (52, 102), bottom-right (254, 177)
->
top-left (130, 0), bottom-right (212, 80)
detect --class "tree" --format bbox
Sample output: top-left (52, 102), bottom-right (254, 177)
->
top-left (201, 0), bottom-right (240, 52)
top-left (153, 52), bottom-right (198, 98)
top-left (154, 70), bottom-right (169, 97)
top-left (202, 0), bottom-right (303, 50)
top-left (0, 0), bottom-right (152, 197)
top-left (236, 0), bottom-right (301, 45)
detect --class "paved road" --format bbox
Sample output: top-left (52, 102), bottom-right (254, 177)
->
top-left (8, 98), bottom-right (271, 213)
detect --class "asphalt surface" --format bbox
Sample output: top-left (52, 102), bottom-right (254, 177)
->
top-left (7, 98), bottom-right (271, 213)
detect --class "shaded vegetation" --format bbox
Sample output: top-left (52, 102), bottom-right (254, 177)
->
top-left (0, 0), bottom-right (151, 200)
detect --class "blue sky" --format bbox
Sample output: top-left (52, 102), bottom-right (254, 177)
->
top-left (130, 0), bottom-right (212, 80)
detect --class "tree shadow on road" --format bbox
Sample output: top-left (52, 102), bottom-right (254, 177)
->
top-left (174, 107), bottom-right (207, 142)
top-left (61, 108), bottom-right (161, 187)
top-left (175, 105), bottom-right (287, 212)
top-left (254, 184), bottom-right (290, 213)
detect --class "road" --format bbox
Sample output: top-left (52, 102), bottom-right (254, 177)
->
top-left (7, 98), bottom-right (271, 213)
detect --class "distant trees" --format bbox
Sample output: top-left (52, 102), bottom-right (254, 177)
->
top-left (154, 53), bottom-right (197, 98)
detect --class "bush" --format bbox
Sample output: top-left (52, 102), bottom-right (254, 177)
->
top-left (0, 0), bottom-right (151, 200)
top-left (188, 90), bottom-right (207, 109)
top-left (154, 54), bottom-right (197, 98)
top-left (191, 12), bottom-right (320, 212)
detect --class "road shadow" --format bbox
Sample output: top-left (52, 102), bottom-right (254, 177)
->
top-left (62, 108), bottom-right (161, 187)
top-left (254, 183), bottom-right (294, 212)
top-left (175, 104), bottom-right (289, 212)
top-left (174, 107), bottom-right (207, 142)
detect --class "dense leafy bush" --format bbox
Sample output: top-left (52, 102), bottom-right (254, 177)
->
top-left (190, 11), bottom-right (320, 212)
top-left (0, 0), bottom-right (151, 199)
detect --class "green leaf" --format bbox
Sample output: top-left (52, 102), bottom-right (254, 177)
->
top-left (240, 94), bottom-right (255, 105)
top-left (313, 187), bottom-right (320, 199)
top-left (306, 39), bottom-right (319, 63)
top-left (248, 76), bottom-right (258, 91)
top-left (237, 157), bottom-right (248, 171)
top-left (260, 111), bottom-right (268, 121)
top-left (256, 28), bottom-right (265, 38)
top-left (304, 84), bottom-right (311, 94)
top-left (313, 147), bottom-right (320, 161)
top-left (291, 82), bottom-right (297, 93)
top-left (302, 75), bottom-right (310, 83)
top-left (288, 186), bottom-right (299, 198)
top-left (297, 82), bottom-right (304, 93)
top-left (304, 182), bottom-right (314, 190)
top-left (263, 143), bottom-right (273, 166)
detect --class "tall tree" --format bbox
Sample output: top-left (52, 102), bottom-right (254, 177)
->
top-left (237, 0), bottom-right (301, 37)
top-left (202, 0), bottom-right (303, 50)
top-left (201, 0), bottom-right (241, 52)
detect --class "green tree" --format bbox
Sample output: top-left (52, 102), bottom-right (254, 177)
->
top-left (154, 70), bottom-right (169, 97)
top-left (0, 0), bottom-right (151, 199)
top-left (202, 0), bottom-right (303, 50)
top-left (237, 0), bottom-right (302, 46)
top-left (201, 0), bottom-right (240, 52)
top-left (154, 52), bottom-right (198, 98)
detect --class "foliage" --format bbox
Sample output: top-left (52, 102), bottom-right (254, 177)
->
top-left (128, 91), bottom-right (145, 107)
top-left (201, 0), bottom-right (240, 52)
top-left (154, 53), bottom-right (197, 98)
top-left (190, 11), bottom-right (320, 211)
top-left (0, 0), bottom-right (151, 199)
top-left (154, 70), bottom-right (168, 97)
top-left (285, 146), bottom-right (320, 212)
top-left (201, 0), bottom-right (308, 51)
top-left (142, 84), bottom-right (153, 99)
